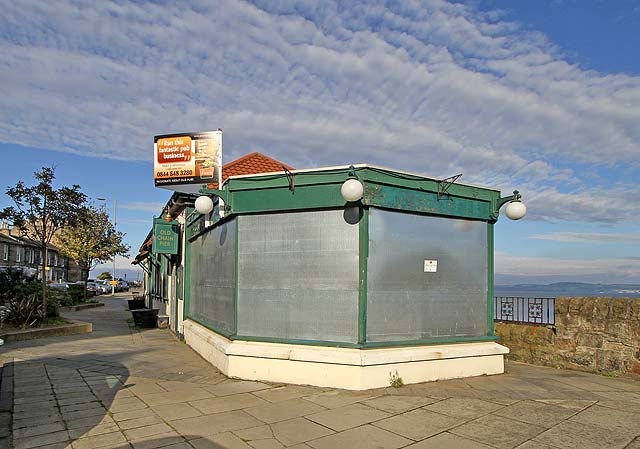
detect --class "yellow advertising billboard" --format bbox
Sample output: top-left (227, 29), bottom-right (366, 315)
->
top-left (154, 130), bottom-right (222, 191)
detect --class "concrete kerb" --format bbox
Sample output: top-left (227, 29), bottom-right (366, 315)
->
top-left (58, 302), bottom-right (105, 313)
top-left (0, 320), bottom-right (92, 342)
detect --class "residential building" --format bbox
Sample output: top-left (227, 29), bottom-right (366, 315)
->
top-left (0, 222), bottom-right (79, 282)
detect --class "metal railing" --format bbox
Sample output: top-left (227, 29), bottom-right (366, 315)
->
top-left (494, 296), bottom-right (555, 325)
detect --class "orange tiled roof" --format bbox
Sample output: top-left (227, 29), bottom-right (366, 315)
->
top-left (133, 152), bottom-right (294, 261)
top-left (206, 152), bottom-right (294, 189)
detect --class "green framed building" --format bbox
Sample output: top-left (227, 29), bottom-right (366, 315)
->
top-left (152, 162), bottom-right (521, 389)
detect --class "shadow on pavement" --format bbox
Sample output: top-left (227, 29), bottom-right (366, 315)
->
top-left (6, 351), bottom-right (229, 448)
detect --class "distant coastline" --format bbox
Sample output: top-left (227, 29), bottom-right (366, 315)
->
top-left (495, 282), bottom-right (640, 298)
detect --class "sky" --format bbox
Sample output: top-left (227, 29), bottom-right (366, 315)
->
top-left (0, 0), bottom-right (638, 284)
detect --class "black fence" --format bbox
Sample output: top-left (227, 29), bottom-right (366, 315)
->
top-left (494, 296), bottom-right (555, 325)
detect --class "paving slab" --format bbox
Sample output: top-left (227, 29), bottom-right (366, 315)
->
top-left (303, 390), bottom-right (380, 409)
top-left (362, 394), bottom-right (436, 414)
top-left (233, 425), bottom-right (274, 441)
top-left (270, 417), bottom-right (335, 446)
top-left (248, 439), bottom-right (284, 449)
top-left (404, 431), bottom-right (494, 449)
top-left (129, 431), bottom-right (185, 449)
top-left (532, 420), bottom-right (637, 449)
top-left (13, 429), bottom-right (70, 449)
top-left (189, 392), bottom-right (268, 414)
top-left (170, 410), bottom-right (264, 437)
top-left (306, 402), bottom-right (390, 431)
top-left (374, 408), bottom-right (463, 441)
top-left (306, 424), bottom-right (412, 449)
top-left (152, 402), bottom-right (202, 421)
top-left (450, 414), bottom-right (547, 449)
top-left (246, 398), bottom-right (326, 424)
top-left (190, 431), bottom-right (252, 449)
top-left (201, 380), bottom-right (271, 397)
top-left (493, 399), bottom-right (578, 427)
top-left (253, 385), bottom-right (323, 403)
top-left (69, 421), bottom-right (121, 439)
top-left (2, 297), bottom-right (640, 449)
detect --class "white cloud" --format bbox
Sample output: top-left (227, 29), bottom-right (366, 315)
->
top-left (0, 0), bottom-right (638, 223)
top-left (495, 251), bottom-right (640, 279)
top-left (119, 202), bottom-right (166, 213)
top-left (530, 232), bottom-right (640, 243)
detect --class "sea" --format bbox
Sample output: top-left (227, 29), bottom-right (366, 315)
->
top-left (494, 283), bottom-right (640, 298)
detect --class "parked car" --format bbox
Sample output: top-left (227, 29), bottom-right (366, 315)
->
top-left (48, 282), bottom-right (71, 291)
top-left (117, 280), bottom-right (130, 292)
top-left (95, 280), bottom-right (111, 294)
top-left (76, 281), bottom-right (100, 295)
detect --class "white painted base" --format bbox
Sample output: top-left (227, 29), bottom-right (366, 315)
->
top-left (183, 319), bottom-right (509, 390)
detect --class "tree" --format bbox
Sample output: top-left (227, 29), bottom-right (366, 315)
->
top-left (57, 204), bottom-right (129, 299)
top-left (97, 271), bottom-right (112, 280)
top-left (0, 167), bottom-right (86, 318)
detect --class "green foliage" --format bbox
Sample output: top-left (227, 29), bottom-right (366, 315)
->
top-left (389, 370), bottom-right (404, 388)
top-left (67, 284), bottom-right (91, 304)
top-left (57, 205), bottom-right (129, 290)
top-left (97, 271), bottom-right (112, 280)
top-left (48, 289), bottom-right (74, 308)
top-left (0, 166), bottom-right (87, 318)
top-left (0, 270), bottom-right (56, 327)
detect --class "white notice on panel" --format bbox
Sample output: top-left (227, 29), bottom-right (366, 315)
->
top-left (424, 260), bottom-right (437, 273)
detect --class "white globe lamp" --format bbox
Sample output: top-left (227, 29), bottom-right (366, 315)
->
top-left (341, 178), bottom-right (364, 202)
top-left (505, 201), bottom-right (526, 220)
top-left (194, 195), bottom-right (214, 215)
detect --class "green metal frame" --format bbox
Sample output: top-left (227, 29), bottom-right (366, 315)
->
top-left (208, 333), bottom-right (499, 349)
top-left (487, 222), bottom-right (495, 336)
top-left (197, 167), bottom-right (501, 219)
top-left (233, 218), bottom-right (239, 335)
top-left (189, 316), bottom-right (234, 340)
top-left (490, 190), bottom-right (522, 222)
top-left (177, 165), bottom-right (517, 349)
top-left (358, 207), bottom-right (369, 345)
top-left (183, 208), bottom-right (192, 321)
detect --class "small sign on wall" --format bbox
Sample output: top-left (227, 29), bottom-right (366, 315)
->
top-left (424, 260), bottom-right (438, 273)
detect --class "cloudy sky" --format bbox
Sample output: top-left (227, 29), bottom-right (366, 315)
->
top-left (0, 0), bottom-right (638, 284)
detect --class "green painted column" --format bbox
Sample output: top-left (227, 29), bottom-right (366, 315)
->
top-left (358, 207), bottom-right (369, 345)
top-left (233, 218), bottom-right (239, 336)
top-left (183, 208), bottom-right (192, 320)
top-left (487, 222), bottom-right (495, 336)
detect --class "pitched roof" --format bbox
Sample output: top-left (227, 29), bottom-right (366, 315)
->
top-left (206, 152), bottom-right (294, 189)
top-left (133, 152), bottom-right (294, 263)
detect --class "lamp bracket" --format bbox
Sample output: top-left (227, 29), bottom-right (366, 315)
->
top-left (490, 190), bottom-right (522, 222)
top-left (437, 173), bottom-right (462, 200)
top-left (283, 166), bottom-right (295, 193)
top-left (138, 260), bottom-right (151, 275)
top-left (198, 187), bottom-right (229, 204)
top-left (347, 165), bottom-right (359, 180)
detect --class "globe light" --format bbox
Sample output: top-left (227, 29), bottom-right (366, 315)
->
top-left (341, 178), bottom-right (364, 202)
top-left (505, 201), bottom-right (526, 220)
top-left (194, 195), bottom-right (214, 215)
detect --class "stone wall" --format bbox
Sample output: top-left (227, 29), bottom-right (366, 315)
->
top-left (495, 297), bottom-right (640, 375)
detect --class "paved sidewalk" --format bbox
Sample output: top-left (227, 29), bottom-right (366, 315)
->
top-left (1, 296), bottom-right (639, 449)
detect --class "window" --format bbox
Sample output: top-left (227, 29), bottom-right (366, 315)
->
top-left (2, 244), bottom-right (7, 261)
top-left (16, 246), bottom-right (21, 263)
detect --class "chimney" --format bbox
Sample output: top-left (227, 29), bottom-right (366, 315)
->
top-left (0, 221), bottom-right (10, 236)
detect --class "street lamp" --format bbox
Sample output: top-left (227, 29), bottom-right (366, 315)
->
top-left (97, 197), bottom-right (117, 296)
top-left (340, 165), bottom-right (364, 203)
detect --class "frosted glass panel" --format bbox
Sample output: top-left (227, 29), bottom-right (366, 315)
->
top-left (237, 210), bottom-right (359, 343)
top-left (367, 208), bottom-right (488, 342)
top-left (189, 219), bottom-right (236, 334)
